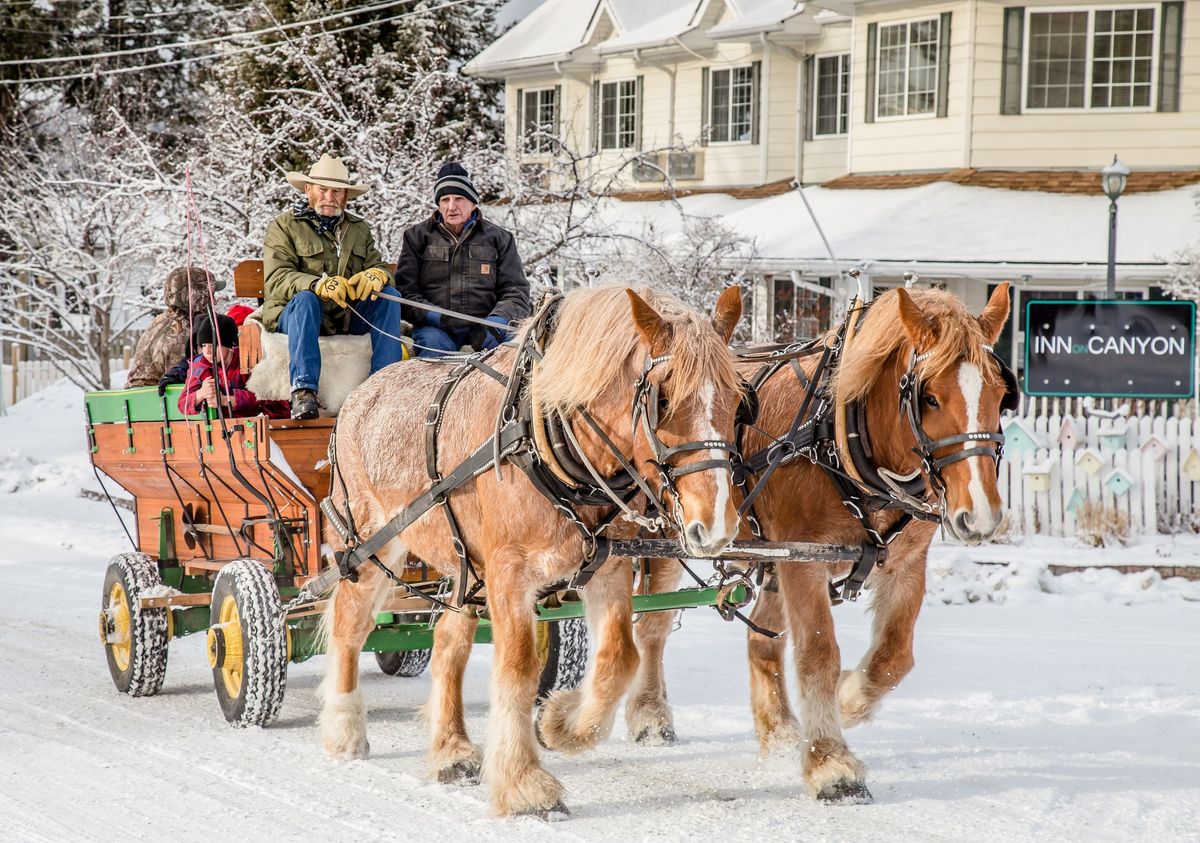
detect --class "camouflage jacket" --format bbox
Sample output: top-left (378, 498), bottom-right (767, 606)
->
top-left (125, 309), bottom-right (191, 388)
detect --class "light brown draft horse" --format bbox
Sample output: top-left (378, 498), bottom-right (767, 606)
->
top-left (319, 284), bottom-right (744, 817)
top-left (623, 283), bottom-right (1013, 802)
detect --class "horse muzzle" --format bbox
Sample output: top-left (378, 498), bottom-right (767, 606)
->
top-left (945, 505), bottom-right (1003, 545)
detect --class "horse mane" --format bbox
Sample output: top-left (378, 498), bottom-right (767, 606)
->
top-left (832, 288), bottom-right (993, 405)
top-left (531, 285), bottom-right (741, 417)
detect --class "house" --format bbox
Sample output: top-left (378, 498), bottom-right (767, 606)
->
top-left (467, 0), bottom-right (1200, 353)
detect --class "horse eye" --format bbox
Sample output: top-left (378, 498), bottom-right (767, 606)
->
top-left (658, 394), bottom-right (670, 415)
top-left (923, 394), bottom-right (940, 409)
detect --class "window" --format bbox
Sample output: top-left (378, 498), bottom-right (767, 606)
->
top-left (814, 54), bottom-right (850, 136)
top-left (521, 87), bottom-right (559, 153)
top-left (1025, 7), bottom-right (1157, 109)
top-left (600, 79), bottom-right (638, 150)
top-left (876, 18), bottom-right (940, 118)
top-left (708, 64), bottom-right (756, 143)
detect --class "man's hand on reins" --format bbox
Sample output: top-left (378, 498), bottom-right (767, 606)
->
top-left (348, 267), bottom-right (388, 301)
top-left (312, 274), bottom-right (351, 308)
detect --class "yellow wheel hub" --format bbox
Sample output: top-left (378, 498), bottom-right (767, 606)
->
top-left (535, 621), bottom-right (550, 668)
top-left (207, 595), bottom-right (244, 698)
top-left (105, 582), bottom-right (132, 671)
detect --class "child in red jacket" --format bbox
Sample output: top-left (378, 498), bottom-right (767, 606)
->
top-left (178, 314), bottom-right (290, 419)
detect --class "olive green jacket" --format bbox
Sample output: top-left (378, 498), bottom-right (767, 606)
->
top-left (261, 208), bottom-right (392, 332)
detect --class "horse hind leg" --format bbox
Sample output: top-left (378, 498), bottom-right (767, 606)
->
top-left (318, 542), bottom-right (403, 760)
top-left (625, 557), bottom-right (683, 745)
top-left (425, 602), bottom-right (482, 783)
top-left (746, 572), bottom-right (803, 753)
top-left (538, 557), bottom-right (638, 754)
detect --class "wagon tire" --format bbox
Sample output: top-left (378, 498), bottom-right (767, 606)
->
top-left (208, 560), bottom-right (289, 728)
top-left (375, 648), bottom-right (432, 677)
top-left (536, 618), bottom-right (588, 703)
top-left (100, 553), bottom-right (169, 697)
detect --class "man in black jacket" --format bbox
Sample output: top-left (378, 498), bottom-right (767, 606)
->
top-left (395, 162), bottom-right (530, 357)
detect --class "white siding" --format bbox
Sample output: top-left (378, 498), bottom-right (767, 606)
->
top-left (801, 24), bottom-right (853, 184)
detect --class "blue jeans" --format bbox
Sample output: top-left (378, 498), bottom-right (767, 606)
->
top-left (276, 288), bottom-right (404, 392)
top-left (413, 324), bottom-right (471, 358)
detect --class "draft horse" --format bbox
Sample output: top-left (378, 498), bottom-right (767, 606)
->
top-left (318, 284), bottom-right (745, 816)
top-left (623, 283), bottom-right (1015, 802)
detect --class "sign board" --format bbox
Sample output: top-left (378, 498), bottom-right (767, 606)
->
top-left (1023, 300), bottom-right (1195, 398)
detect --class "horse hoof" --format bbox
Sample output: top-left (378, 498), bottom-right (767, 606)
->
top-left (436, 759), bottom-right (480, 785)
top-left (817, 780), bottom-right (873, 805)
top-left (518, 800), bottom-right (571, 821)
top-left (635, 725), bottom-right (676, 746)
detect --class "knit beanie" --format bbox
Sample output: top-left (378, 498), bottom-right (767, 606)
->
top-left (433, 162), bottom-right (480, 206)
top-left (196, 313), bottom-right (239, 349)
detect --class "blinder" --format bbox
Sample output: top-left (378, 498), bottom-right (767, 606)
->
top-left (994, 352), bottom-right (1020, 413)
top-left (735, 377), bottom-right (760, 428)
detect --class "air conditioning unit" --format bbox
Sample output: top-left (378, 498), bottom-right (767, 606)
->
top-left (668, 150), bottom-right (704, 180)
top-left (632, 154), bottom-right (665, 182)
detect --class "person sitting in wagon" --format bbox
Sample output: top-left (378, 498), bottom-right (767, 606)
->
top-left (178, 314), bottom-right (289, 419)
top-left (262, 153), bottom-right (405, 420)
top-left (395, 162), bottom-right (530, 357)
top-left (125, 265), bottom-right (216, 389)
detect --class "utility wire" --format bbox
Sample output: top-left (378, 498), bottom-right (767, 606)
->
top-left (0, 0), bottom-right (473, 85)
top-left (0, 0), bottom-right (421, 67)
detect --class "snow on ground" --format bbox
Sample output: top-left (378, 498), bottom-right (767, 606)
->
top-left (1, 380), bottom-right (1198, 841)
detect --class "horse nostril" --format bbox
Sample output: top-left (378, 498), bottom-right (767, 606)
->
top-left (954, 510), bottom-right (972, 536)
top-left (685, 522), bottom-right (708, 550)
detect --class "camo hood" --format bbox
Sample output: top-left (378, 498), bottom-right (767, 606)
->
top-left (164, 266), bottom-right (215, 312)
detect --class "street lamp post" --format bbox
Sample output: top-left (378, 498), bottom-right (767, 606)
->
top-left (1101, 154), bottom-right (1130, 299)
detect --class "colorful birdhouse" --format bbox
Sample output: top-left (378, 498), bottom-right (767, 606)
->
top-left (1097, 420), bottom-right (1128, 452)
top-left (1066, 487), bottom-right (1087, 512)
top-left (1139, 436), bottom-right (1167, 461)
top-left (1103, 469), bottom-right (1134, 497)
top-left (1057, 417), bottom-right (1078, 450)
top-left (1184, 449), bottom-right (1200, 482)
top-left (1002, 418), bottom-right (1042, 454)
top-left (1022, 462), bottom-right (1053, 493)
top-left (1075, 449), bottom-right (1104, 477)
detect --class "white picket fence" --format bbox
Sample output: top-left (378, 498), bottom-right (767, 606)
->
top-left (1, 356), bottom-right (130, 410)
top-left (999, 411), bottom-right (1200, 537)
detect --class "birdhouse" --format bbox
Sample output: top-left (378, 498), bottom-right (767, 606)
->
top-left (1103, 469), bottom-right (1134, 497)
top-left (1022, 462), bottom-right (1053, 493)
top-left (1057, 417), bottom-right (1078, 450)
top-left (1184, 449), bottom-right (1200, 482)
top-left (1075, 449), bottom-right (1104, 476)
top-left (1139, 436), bottom-right (1167, 461)
top-left (1002, 418), bottom-right (1042, 454)
top-left (1066, 487), bottom-right (1087, 513)
top-left (1097, 420), bottom-right (1128, 452)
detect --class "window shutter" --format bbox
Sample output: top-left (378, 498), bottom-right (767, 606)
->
top-left (936, 12), bottom-right (952, 118)
top-left (1159, 2), bottom-right (1183, 112)
top-left (635, 75), bottom-right (644, 151)
top-left (1000, 7), bottom-right (1024, 114)
top-left (804, 56), bottom-right (815, 141)
top-left (516, 87), bottom-right (525, 152)
top-left (591, 79), bottom-right (600, 152)
top-left (865, 23), bottom-right (877, 123)
top-left (553, 84), bottom-right (562, 135)
top-left (700, 67), bottom-right (710, 146)
top-left (751, 59), bottom-right (763, 145)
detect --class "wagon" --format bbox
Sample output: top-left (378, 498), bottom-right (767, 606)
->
top-left (87, 262), bottom-right (747, 726)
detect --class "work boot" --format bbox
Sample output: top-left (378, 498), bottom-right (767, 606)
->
top-left (291, 389), bottom-right (319, 420)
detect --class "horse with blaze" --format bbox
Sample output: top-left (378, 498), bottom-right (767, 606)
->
top-left (622, 283), bottom-right (1014, 802)
top-left (318, 284), bottom-right (745, 817)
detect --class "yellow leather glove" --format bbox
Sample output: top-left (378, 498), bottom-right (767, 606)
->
top-left (348, 267), bottom-right (389, 301)
top-left (311, 274), bottom-right (351, 308)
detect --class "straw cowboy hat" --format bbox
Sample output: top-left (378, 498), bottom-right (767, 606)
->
top-left (285, 153), bottom-right (369, 199)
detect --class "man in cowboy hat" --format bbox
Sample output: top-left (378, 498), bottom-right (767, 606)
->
top-left (395, 161), bottom-right (529, 358)
top-left (262, 153), bottom-right (404, 419)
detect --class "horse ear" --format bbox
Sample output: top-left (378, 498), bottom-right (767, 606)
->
top-left (627, 289), bottom-right (666, 350)
top-left (712, 285), bottom-right (742, 344)
top-left (896, 288), bottom-right (939, 350)
top-left (978, 281), bottom-right (1012, 345)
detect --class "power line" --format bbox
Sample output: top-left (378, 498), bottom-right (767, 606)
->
top-left (0, 0), bottom-right (474, 85)
top-left (0, 0), bottom-right (423, 67)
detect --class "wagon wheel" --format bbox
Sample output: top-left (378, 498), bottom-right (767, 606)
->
top-left (99, 552), bottom-right (169, 697)
top-left (536, 618), bottom-right (588, 703)
top-left (375, 648), bottom-right (432, 677)
top-left (207, 560), bottom-right (289, 727)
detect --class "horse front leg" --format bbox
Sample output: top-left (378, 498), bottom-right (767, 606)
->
top-left (483, 555), bottom-right (565, 817)
top-left (779, 564), bottom-right (871, 803)
top-left (426, 603), bottom-right (482, 783)
top-left (538, 557), bottom-right (638, 754)
top-left (839, 525), bottom-right (933, 728)
top-left (625, 557), bottom-right (683, 745)
top-left (746, 572), bottom-right (803, 753)
top-left (319, 562), bottom-right (391, 760)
